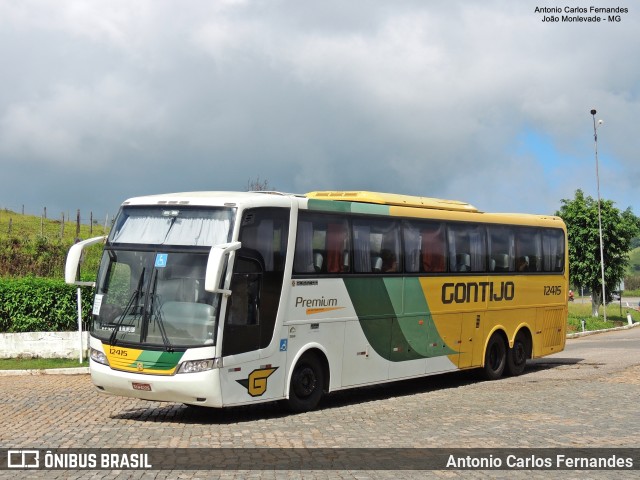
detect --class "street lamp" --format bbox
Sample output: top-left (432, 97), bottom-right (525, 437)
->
top-left (590, 108), bottom-right (606, 321)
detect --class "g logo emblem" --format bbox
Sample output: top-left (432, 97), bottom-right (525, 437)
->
top-left (237, 367), bottom-right (278, 397)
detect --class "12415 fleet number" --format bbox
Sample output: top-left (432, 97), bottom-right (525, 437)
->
top-left (544, 285), bottom-right (562, 296)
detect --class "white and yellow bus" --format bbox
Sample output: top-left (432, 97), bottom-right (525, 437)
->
top-left (66, 190), bottom-right (567, 412)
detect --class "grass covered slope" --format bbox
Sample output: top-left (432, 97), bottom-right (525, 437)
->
top-left (0, 209), bottom-right (107, 279)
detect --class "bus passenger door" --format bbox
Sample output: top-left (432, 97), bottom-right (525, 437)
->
top-left (222, 253), bottom-right (262, 358)
top-left (220, 208), bottom-right (289, 405)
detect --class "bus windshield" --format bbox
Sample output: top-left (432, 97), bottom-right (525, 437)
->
top-left (91, 206), bottom-right (235, 349)
top-left (109, 206), bottom-right (234, 247)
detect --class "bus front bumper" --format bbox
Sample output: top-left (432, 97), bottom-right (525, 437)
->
top-left (90, 360), bottom-right (223, 407)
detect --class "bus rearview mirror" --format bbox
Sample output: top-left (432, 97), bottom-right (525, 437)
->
top-left (205, 242), bottom-right (241, 294)
top-left (64, 235), bottom-right (107, 285)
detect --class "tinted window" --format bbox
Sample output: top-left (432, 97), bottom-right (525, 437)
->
top-left (515, 228), bottom-right (542, 272)
top-left (403, 221), bottom-right (446, 273)
top-left (294, 213), bottom-right (350, 274)
top-left (488, 226), bottom-right (515, 273)
top-left (447, 224), bottom-right (486, 273)
top-left (542, 229), bottom-right (565, 272)
top-left (353, 218), bottom-right (401, 273)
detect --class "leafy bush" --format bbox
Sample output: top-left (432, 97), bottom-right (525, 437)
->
top-left (0, 277), bottom-right (93, 332)
top-left (624, 275), bottom-right (640, 291)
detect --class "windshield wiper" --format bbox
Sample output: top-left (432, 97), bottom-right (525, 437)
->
top-left (109, 268), bottom-right (145, 346)
top-left (148, 270), bottom-right (174, 352)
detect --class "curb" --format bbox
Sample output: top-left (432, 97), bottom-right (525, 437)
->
top-left (566, 321), bottom-right (640, 339)
top-left (0, 367), bottom-right (89, 377)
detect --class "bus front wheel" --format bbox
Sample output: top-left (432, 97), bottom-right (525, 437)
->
top-left (481, 333), bottom-right (506, 380)
top-left (287, 353), bottom-right (324, 413)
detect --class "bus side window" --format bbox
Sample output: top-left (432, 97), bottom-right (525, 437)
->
top-left (403, 221), bottom-right (446, 273)
top-left (353, 223), bottom-right (372, 272)
top-left (294, 213), bottom-right (350, 275)
top-left (353, 219), bottom-right (400, 274)
top-left (239, 209), bottom-right (288, 273)
top-left (327, 222), bottom-right (349, 273)
top-left (421, 223), bottom-right (446, 272)
top-left (542, 229), bottom-right (565, 272)
top-left (488, 226), bottom-right (515, 273)
top-left (448, 224), bottom-right (486, 273)
top-left (294, 220), bottom-right (316, 273)
top-left (515, 228), bottom-right (542, 272)
top-left (403, 221), bottom-right (421, 273)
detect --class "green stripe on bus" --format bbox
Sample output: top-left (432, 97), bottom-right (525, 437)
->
top-left (307, 198), bottom-right (352, 213)
top-left (402, 278), bottom-right (457, 356)
top-left (127, 350), bottom-right (184, 370)
top-left (343, 277), bottom-right (457, 360)
top-left (307, 199), bottom-right (390, 216)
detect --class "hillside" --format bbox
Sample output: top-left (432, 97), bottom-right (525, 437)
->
top-left (628, 247), bottom-right (640, 275)
top-left (0, 209), bottom-right (108, 279)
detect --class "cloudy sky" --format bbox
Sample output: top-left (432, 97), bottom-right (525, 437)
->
top-left (0, 0), bottom-right (638, 224)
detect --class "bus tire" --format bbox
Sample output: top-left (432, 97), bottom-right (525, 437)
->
top-left (506, 331), bottom-right (529, 376)
top-left (287, 352), bottom-right (324, 413)
top-left (481, 333), bottom-right (506, 380)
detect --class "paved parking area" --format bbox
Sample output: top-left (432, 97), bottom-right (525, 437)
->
top-left (1, 326), bottom-right (639, 479)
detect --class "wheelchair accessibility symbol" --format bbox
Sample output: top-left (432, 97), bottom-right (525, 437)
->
top-left (155, 253), bottom-right (168, 268)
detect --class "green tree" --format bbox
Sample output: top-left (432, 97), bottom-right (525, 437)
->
top-left (556, 189), bottom-right (640, 317)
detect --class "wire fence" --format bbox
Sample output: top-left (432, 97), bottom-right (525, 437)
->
top-left (0, 203), bottom-right (114, 239)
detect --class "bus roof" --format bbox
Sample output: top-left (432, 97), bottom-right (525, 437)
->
top-left (120, 191), bottom-right (299, 208)
top-left (118, 191), bottom-right (562, 228)
top-left (305, 191), bottom-right (480, 213)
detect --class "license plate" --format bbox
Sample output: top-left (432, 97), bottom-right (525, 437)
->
top-left (132, 382), bottom-right (152, 391)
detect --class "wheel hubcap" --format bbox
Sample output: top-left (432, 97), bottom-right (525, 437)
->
top-left (295, 367), bottom-right (317, 398)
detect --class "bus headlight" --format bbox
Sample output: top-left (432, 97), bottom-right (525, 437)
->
top-left (90, 348), bottom-right (109, 366)
top-left (178, 359), bottom-right (218, 374)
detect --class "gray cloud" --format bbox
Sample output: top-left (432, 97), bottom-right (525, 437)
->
top-left (0, 0), bottom-right (638, 220)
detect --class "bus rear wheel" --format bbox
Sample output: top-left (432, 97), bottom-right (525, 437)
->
top-left (286, 353), bottom-right (324, 413)
top-left (506, 331), bottom-right (529, 376)
top-left (481, 333), bottom-right (506, 380)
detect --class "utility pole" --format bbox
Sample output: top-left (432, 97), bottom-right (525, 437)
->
top-left (590, 108), bottom-right (606, 321)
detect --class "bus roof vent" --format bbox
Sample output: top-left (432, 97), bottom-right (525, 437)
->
top-left (305, 191), bottom-right (480, 213)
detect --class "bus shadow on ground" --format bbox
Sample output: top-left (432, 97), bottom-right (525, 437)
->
top-left (526, 357), bottom-right (585, 371)
top-left (112, 371), bottom-right (481, 425)
top-left (322, 369), bottom-right (480, 411)
top-left (112, 361), bottom-right (584, 425)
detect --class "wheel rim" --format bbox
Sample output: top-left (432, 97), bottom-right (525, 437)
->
top-left (489, 342), bottom-right (503, 371)
top-left (293, 365), bottom-right (317, 398)
top-left (513, 341), bottom-right (526, 366)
